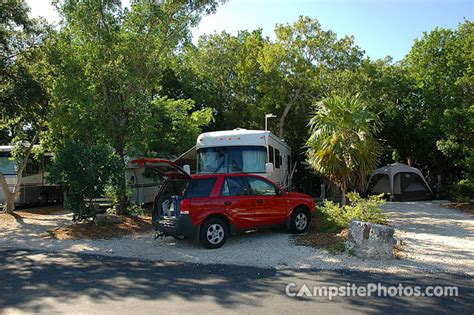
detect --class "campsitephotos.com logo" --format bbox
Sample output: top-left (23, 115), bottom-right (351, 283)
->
top-left (285, 282), bottom-right (459, 300)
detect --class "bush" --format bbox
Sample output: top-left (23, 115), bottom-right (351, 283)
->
top-left (318, 192), bottom-right (387, 230)
top-left (451, 178), bottom-right (474, 202)
top-left (47, 141), bottom-right (121, 221)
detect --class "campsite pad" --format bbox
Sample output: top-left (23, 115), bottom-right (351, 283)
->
top-left (50, 216), bottom-right (153, 240)
top-left (0, 205), bottom-right (66, 229)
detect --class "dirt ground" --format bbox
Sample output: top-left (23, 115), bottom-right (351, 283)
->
top-left (445, 202), bottom-right (474, 215)
top-left (292, 221), bottom-right (348, 250)
top-left (50, 216), bottom-right (152, 240)
top-left (0, 205), bottom-right (65, 229)
top-left (0, 205), bottom-right (152, 240)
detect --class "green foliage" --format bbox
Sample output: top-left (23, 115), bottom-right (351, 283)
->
top-left (47, 141), bottom-right (121, 221)
top-left (450, 179), bottom-right (474, 202)
top-left (145, 97), bottom-right (213, 157)
top-left (43, 0), bottom-right (219, 213)
top-left (325, 241), bottom-right (346, 254)
top-left (126, 203), bottom-right (146, 217)
top-left (319, 193), bottom-right (387, 230)
top-left (306, 94), bottom-right (381, 200)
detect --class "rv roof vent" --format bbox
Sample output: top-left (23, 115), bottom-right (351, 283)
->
top-left (233, 128), bottom-right (246, 131)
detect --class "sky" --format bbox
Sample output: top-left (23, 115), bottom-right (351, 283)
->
top-left (26, 0), bottom-right (473, 61)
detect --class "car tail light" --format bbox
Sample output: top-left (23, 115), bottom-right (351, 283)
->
top-left (180, 198), bottom-right (190, 215)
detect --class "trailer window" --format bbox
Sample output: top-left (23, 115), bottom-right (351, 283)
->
top-left (25, 159), bottom-right (39, 175)
top-left (0, 153), bottom-right (15, 175)
top-left (197, 146), bottom-right (266, 174)
top-left (275, 149), bottom-right (281, 168)
top-left (269, 146), bottom-right (274, 164)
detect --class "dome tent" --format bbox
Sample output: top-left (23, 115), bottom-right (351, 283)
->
top-left (367, 163), bottom-right (433, 201)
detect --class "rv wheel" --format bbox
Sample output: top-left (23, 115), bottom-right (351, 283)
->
top-left (38, 192), bottom-right (48, 207)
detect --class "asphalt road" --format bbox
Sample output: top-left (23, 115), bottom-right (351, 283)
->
top-left (0, 249), bottom-right (472, 314)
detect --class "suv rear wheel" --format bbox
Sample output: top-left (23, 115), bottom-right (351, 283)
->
top-left (200, 217), bottom-right (228, 249)
top-left (290, 207), bottom-right (310, 234)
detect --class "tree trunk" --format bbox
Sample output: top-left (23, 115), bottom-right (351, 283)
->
top-left (0, 173), bottom-right (15, 213)
top-left (406, 156), bottom-right (413, 166)
top-left (278, 87), bottom-right (302, 138)
top-left (115, 150), bottom-right (127, 215)
top-left (341, 190), bottom-right (347, 206)
top-left (0, 131), bottom-right (40, 213)
top-left (278, 101), bottom-right (293, 138)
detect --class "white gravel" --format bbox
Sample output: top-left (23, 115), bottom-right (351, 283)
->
top-left (1, 201), bottom-right (473, 275)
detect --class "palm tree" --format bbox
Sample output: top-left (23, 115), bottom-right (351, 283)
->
top-left (306, 94), bottom-right (381, 205)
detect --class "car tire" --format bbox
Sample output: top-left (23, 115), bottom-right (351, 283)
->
top-left (290, 207), bottom-right (310, 234)
top-left (199, 217), bottom-right (228, 249)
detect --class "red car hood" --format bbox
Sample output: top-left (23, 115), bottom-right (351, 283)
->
top-left (286, 192), bottom-right (312, 199)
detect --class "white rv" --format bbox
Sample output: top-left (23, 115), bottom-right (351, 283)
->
top-left (176, 129), bottom-right (294, 190)
top-left (0, 146), bottom-right (63, 205)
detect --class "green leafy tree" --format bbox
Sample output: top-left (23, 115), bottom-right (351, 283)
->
top-left (0, 0), bottom-right (51, 213)
top-left (45, 0), bottom-right (220, 214)
top-left (306, 95), bottom-right (381, 204)
top-left (259, 16), bottom-right (364, 138)
top-left (403, 20), bottom-right (473, 194)
top-left (178, 30), bottom-right (269, 130)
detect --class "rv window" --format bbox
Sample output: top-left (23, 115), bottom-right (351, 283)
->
top-left (0, 153), bottom-right (15, 175)
top-left (275, 149), bottom-right (280, 168)
top-left (269, 146), bottom-right (274, 164)
top-left (25, 159), bottom-right (39, 175)
top-left (198, 146), bottom-right (266, 174)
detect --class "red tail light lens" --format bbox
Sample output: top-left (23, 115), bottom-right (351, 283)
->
top-left (180, 198), bottom-right (190, 215)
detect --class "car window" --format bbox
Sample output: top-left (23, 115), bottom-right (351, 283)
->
top-left (248, 177), bottom-right (277, 196)
top-left (185, 178), bottom-right (216, 198)
top-left (221, 177), bottom-right (248, 196)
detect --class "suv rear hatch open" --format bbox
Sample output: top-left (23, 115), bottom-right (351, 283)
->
top-left (130, 158), bottom-right (192, 237)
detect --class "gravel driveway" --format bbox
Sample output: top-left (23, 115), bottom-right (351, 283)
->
top-left (381, 201), bottom-right (474, 275)
top-left (1, 201), bottom-right (472, 275)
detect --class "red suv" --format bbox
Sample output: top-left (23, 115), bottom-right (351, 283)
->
top-left (132, 158), bottom-right (315, 249)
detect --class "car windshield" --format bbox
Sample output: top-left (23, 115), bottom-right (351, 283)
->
top-left (197, 146), bottom-right (266, 174)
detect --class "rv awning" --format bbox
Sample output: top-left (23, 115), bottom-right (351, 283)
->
top-left (173, 146), bottom-right (197, 172)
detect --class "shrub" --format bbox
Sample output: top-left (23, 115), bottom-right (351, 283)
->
top-left (318, 192), bottom-right (387, 230)
top-left (126, 203), bottom-right (145, 217)
top-left (451, 178), bottom-right (474, 202)
top-left (47, 140), bottom-right (121, 221)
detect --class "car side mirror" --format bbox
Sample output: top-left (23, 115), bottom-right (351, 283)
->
top-left (183, 164), bottom-right (191, 175)
top-left (265, 163), bottom-right (274, 175)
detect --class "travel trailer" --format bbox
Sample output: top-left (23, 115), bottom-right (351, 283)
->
top-left (0, 146), bottom-right (63, 205)
top-left (175, 129), bottom-right (294, 190)
top-left (126, 159), bottom-right (164, 204)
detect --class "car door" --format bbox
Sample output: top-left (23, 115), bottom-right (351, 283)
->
top-left (220, 176), bottom-right (255, 229)
top-left (247, 176), bottom-right (287, 226)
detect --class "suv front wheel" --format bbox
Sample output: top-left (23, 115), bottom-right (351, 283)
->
top-left (200, 217), bottom-right (228, 249)
top-left (290, 208), bottom-right (310, 234)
